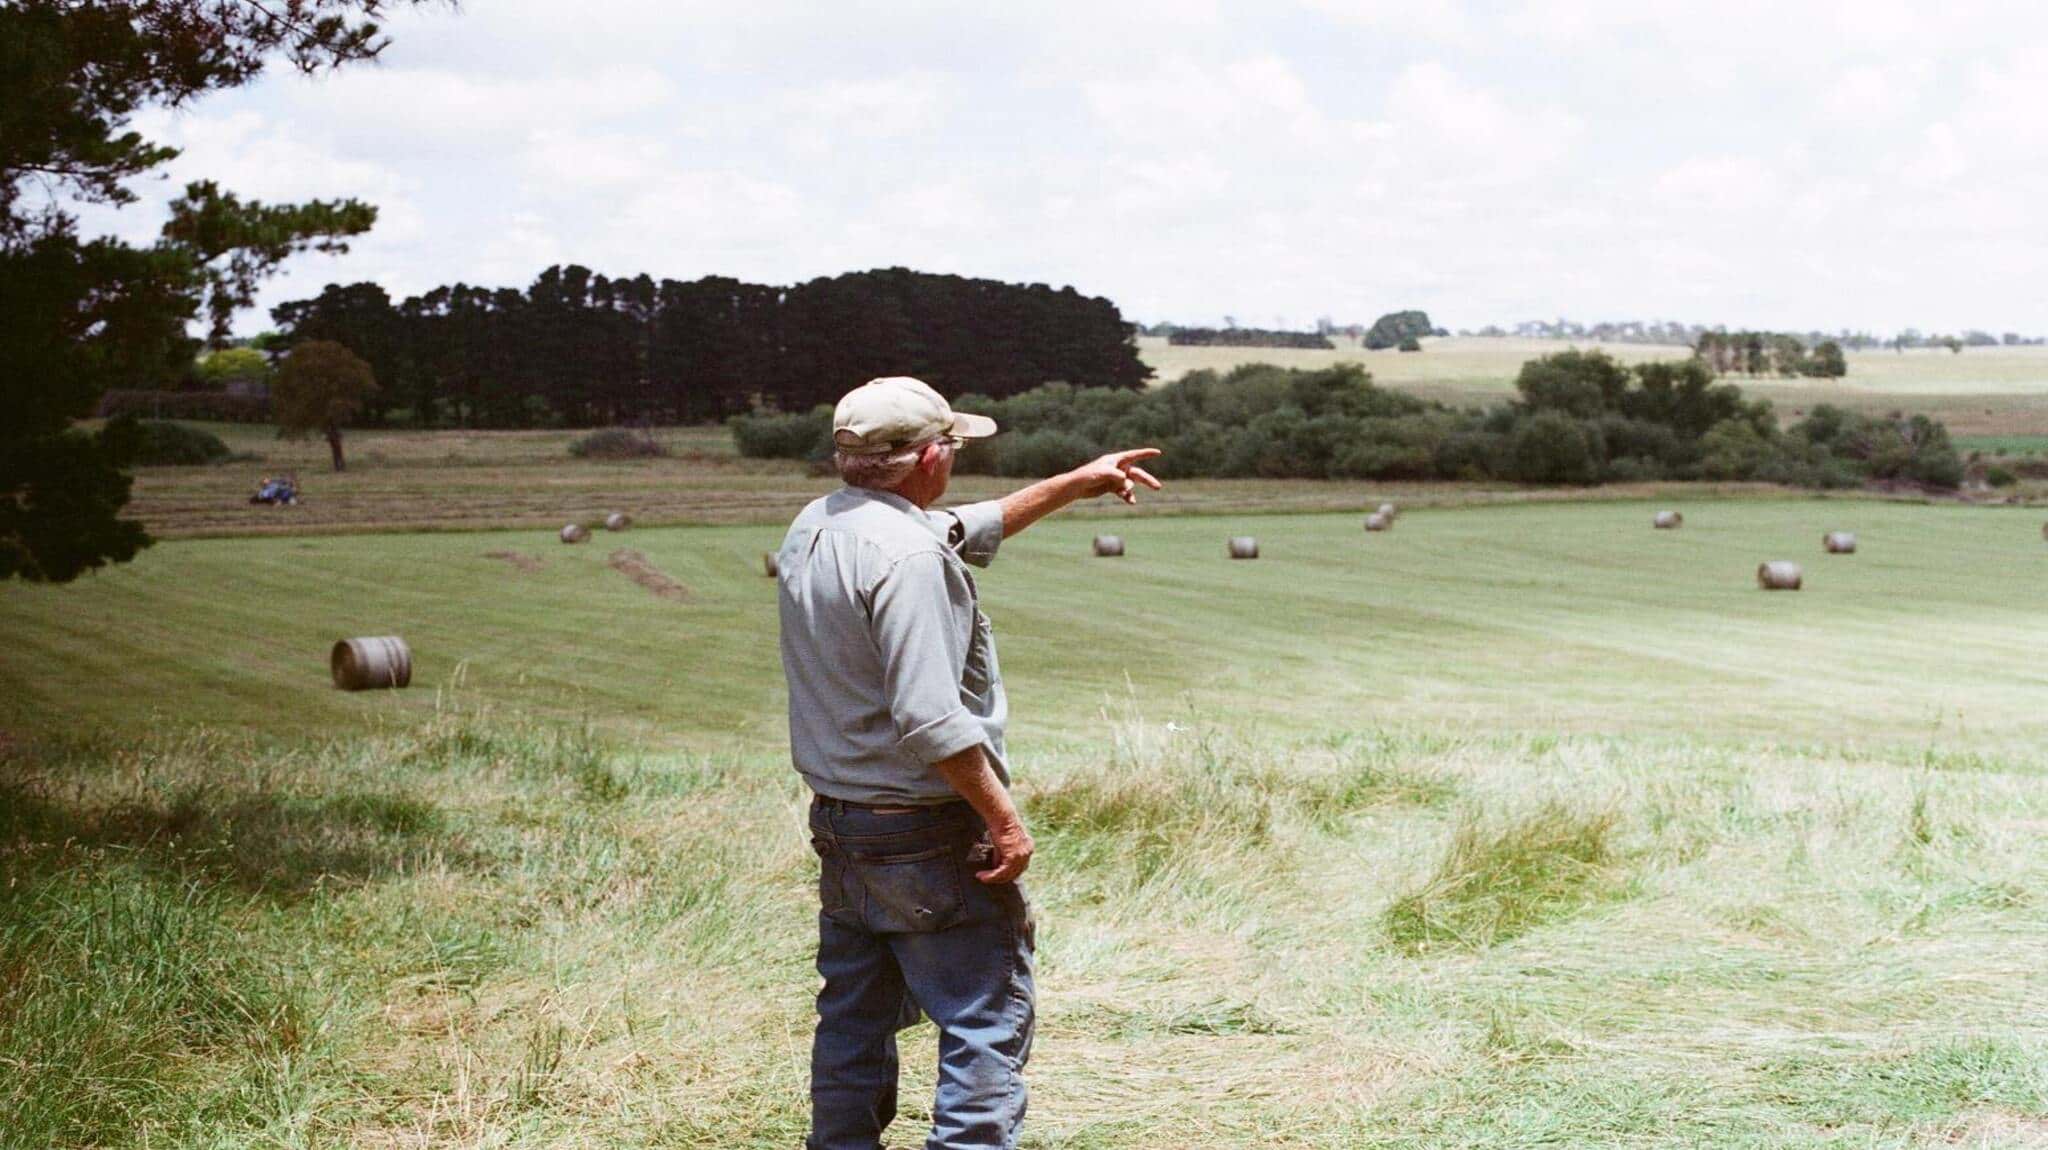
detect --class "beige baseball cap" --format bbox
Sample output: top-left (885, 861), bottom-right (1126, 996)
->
top-left (831, 376), bottom-right (999, 455)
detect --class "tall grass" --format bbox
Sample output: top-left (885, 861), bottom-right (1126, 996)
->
top-left (1381, 802), bottom-right (1626, 953)
top-left (4, 712), bottom-right (2046, 1147)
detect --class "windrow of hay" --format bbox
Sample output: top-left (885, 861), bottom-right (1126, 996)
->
top-left (607, 548), bottom-right (689, 601)
top-left (484, 549), bottom-right (543, 573)
top-left (1382, 801), bottom-right (1626, 954)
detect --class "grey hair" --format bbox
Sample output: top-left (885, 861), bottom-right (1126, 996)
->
top-left (834, 437), bottom-right (951, 491)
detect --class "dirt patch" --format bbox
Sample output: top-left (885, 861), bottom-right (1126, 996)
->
top-left (483, 549), bottom-right (544, 573)
top-left (607, 548), bottom-right (689, 601)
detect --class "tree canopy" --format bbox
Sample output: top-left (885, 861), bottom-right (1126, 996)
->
top-left (1, 0), bottom-right (413, 581)
top-left (272, 265), bottom-right (1152, 427)
top-left (273, 339), bottom-right (376, 471)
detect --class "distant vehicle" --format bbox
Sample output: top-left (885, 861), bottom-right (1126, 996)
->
top-left (249, 474), bottom-right (299, 506)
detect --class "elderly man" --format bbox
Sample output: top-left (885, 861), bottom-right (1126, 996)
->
top-left (777, 376), bottom-right (1160, 1150)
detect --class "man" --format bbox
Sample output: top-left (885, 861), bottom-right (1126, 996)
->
top-left (777, 376), bottom-right (1161, 1150)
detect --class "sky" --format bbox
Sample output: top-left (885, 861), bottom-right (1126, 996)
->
top-left (81, 0), bottom-right (2048, 337)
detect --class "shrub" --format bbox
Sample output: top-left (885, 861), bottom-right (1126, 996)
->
top-left (1987, 466), bottom-right (2017, 488)
top-left (994, 429), bottom-right (1100, 478)
top-left (1508, 411), bottom-right (1601, 484)
top-left (729, 408), bottom-right (832, 460)
top-left (1697, 418), bottom-right (1778, 481)
top-left (568, 428), bottom-right (669, 460)
top-left (1397, 336), bottom-right (1422, 352)
top-left (115, 418), bottom-right (232, 466)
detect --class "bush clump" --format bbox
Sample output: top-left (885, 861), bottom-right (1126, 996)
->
top-left (729, 407), bottom-right (832, 461)
top-left (726, 352), bottom-right (1964, 490)
top-left (568, 428), bottom-right (669, 460)
top-left (110, 417), bottom-right (232, 466)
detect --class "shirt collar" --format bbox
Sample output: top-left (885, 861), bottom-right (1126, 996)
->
top-left (841, 485), bottom-right (948, 541)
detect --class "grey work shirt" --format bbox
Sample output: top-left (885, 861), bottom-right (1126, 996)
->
top-left (777, 487), bottom-right (1008, 804)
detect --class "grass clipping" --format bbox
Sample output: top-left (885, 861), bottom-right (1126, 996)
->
top-left (1383, 801), bottom-right (1626, 954)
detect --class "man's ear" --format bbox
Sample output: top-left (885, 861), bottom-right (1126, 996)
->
top-left (919, 441), bottom-right (947, 472)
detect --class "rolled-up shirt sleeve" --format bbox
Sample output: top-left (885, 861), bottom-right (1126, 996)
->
top-left (867, 551), bottom-right (985, 764)
top-left (938, 500), bottom-right (1005, 568)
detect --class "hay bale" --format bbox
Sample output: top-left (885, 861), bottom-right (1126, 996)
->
top-left (1228, 536), bottom-right (1259, 560)
top-left (1757, 560), bottom-right (1803, 591)
top-left (763, 551), bottom-right (779, 578)
top-left (560, 523), bottom-right (590, 544)
top-left (1364, 512), bottom-right (1392, 532)
top-left (331, 636), bottom-right (412, 691)
top-left (1093, 535), bottom-right (1125, 557)
top-left (1653, 510), bottom-right (1683, 529)
top-left (1377, 502), bottom-right (1398, 519)
top-left (604, 511), bottom-right (632, 532)
top-left (1823, 531), bottom-right (1856, 554)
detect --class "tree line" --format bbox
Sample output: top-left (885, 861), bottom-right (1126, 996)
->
top-left (270, 266), bottom-right (1151, 427)
top-left (1469, 318), bottom-right (2044, 351)
top-left (734, 349), bottom-right (1961, 489)
top-left (1693, 332), bottom-right (1846, 378)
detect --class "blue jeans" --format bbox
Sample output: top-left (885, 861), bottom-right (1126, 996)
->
top-left (807, 795), bottom-right (1036, 1150)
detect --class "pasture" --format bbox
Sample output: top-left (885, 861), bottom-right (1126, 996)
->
top-left (1139, 336), bottom-right (2048, 439)
top-left (5, 500), bottom-right (2048, 1148)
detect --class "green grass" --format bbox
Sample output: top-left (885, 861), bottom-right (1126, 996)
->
top-left (1958, 434), bottom-right (2048, 457)
top-left (6, 499), bottom-right (2046, 748)
top-left (5, 499), bottom-right (2048, 1147)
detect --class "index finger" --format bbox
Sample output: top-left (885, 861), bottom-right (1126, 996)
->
top-left (1110, 447), bottom-right (1162, 467)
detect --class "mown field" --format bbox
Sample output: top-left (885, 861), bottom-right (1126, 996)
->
top-left (5, 500), bottom-right (2047, 1148)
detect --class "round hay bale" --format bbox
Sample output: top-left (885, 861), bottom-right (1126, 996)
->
top-left (604, 511), bottom-right (632, 532)
top-left (1653, 510), bottom-right (1683, 530)
top-left (1757, 560), bottom-right (1803, 591)
top-left (560, 523), bottom-right (590, 544)
top-left (1376, 502), bottom-right (1398, 520)
top-left (1228, 536), bottom-right (1259, 560)
top-left (1823, 531), bottom-right (1857, 554)
top-left (762, 551), bottom-right (780, 578)
top-left (331, 636), bottom-right (412, 691)
top-left (1093, 535), bottom-right (1125, 557)
top-left (1364, 511), bottom-right (1392, 532)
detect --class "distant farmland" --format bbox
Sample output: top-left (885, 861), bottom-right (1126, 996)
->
top-left (1140, 335), bottom-right (2048, 437)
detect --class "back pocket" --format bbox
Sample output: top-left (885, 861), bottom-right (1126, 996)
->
top-left (852, 844), bottom-right (967, 933)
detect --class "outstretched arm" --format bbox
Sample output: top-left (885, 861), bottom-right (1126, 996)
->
top-left (996, 448), bottom-right (1163, 539)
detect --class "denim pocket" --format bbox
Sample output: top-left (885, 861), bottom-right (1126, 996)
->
top-left (810, 835), bottom-right (853, 921)
top-left (852, 843), bottom-right (968, 933)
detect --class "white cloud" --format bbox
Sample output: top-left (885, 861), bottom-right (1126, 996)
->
top-left (71, 0), bottom-right (2048, 335)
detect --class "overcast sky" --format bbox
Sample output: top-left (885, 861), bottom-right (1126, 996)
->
top-left (86, 0), bottom-right (2048, 336)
